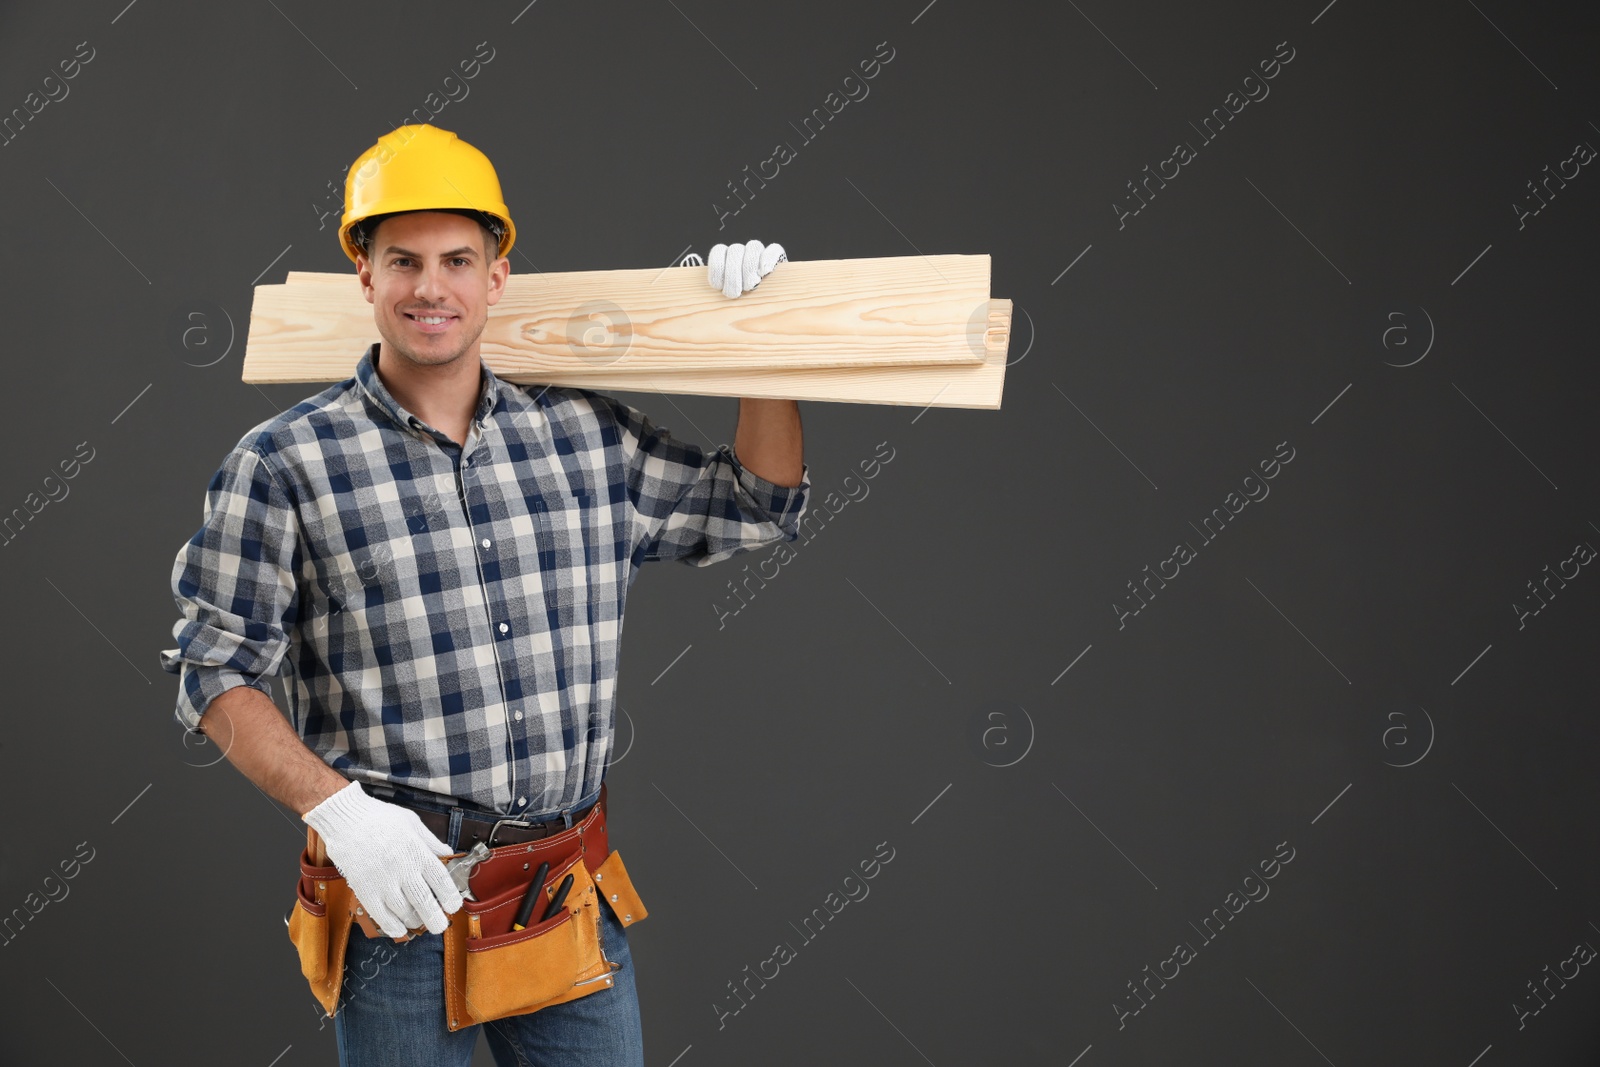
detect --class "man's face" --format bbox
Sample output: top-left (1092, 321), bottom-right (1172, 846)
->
top-left (356, 211), bottom-right (509, 370)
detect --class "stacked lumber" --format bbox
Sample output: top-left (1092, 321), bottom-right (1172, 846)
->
top-left (243, 254), bottom-right (1009, 409)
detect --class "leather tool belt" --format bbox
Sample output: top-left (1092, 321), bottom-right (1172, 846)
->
top-left (285, 782), bottom-right (649, 1029)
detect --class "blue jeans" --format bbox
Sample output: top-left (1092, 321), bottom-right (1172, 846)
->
top-left (329, 789), bottom-right (644, 1066)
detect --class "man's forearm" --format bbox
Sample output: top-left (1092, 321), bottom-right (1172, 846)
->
top-left (733, 397), bottom-right (803, 487)
top-left (198, 685), bottom-right (349, 817)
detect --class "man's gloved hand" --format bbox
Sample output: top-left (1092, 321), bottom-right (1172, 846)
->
top-left (701, 239), bottom-right (787, 298)
top-left (303, 780), bottom-right (464, 938)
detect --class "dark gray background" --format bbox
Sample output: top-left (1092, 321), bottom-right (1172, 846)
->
top-left (1, 0), bottom-right (1597, 1063)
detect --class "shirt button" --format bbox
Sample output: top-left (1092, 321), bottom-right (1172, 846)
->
top-left (514, 710), bottom-right (523, 721)
top-left (499, 622), bottom-right (509, 634)
top-left (516, 797), bottom-right (527, 807)
top-left (481, 538), bottom-right (491, 548)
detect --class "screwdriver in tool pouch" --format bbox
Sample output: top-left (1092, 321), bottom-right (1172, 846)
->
top-left (511, 861), bottom-right (550, 931)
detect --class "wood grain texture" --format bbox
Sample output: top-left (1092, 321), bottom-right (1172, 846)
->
top-left (561, 299), bottom-right (1010, 409)
top-left (265, 272), bottom-right (1007, 408)
top-left (244, 255), bottom-right (996, 383)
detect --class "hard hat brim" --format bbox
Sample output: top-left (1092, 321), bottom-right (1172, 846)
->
top-left (340, 201), bottom-right (516, 264)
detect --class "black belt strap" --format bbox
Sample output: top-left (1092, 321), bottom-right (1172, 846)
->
top-left (383, 790), bottom-right (599, 850)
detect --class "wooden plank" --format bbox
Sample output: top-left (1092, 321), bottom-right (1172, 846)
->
top-left (270, 270), bottom-right (1006, 408)
top-left (254, 272), bottom-right (1009, 407)
top-left (523, 299), bottom-right (1009, 410)
top-left (245, 255), bottom-right (994, 383)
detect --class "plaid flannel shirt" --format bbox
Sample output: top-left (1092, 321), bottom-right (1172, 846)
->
top-left (160, 344), bottom-right (809, 817)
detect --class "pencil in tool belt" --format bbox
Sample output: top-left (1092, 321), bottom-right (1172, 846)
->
top-left (511, 861), bottom-right (549, 931)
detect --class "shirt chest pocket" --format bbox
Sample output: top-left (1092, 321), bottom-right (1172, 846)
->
top-left (529, 487), bottom-right (603, 633)
top-left (531, 486), bottom-right (596, 539)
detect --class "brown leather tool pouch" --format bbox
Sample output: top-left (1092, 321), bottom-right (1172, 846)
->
top-left (440, 801), bottom-right (650, 1030)
top-left (285, 830), bottom-right (357, 1017)
top-left (446, 848), bottom-right (605, 1027)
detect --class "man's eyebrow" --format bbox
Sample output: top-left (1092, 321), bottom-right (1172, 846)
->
top-left (381, 245), bottom-right (480, 258)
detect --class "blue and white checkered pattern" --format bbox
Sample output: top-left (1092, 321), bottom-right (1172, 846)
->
top-left (160, 344), bottom-right (809, 817)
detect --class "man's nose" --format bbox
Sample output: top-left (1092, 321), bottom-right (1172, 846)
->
top-left (413, 264), bottom-right (449, 301)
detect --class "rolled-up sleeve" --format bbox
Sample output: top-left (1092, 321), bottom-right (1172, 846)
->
top-left (159, 443), bottom-right (302, 734)
top-left (601, 396), bottom-right (810, 567)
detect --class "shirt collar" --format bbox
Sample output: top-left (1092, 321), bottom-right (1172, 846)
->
top-left (354, 343), bottom-right (504, 436)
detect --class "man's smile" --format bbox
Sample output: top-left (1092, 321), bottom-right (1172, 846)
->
top-left (404, 310), bottom-right (459, 334)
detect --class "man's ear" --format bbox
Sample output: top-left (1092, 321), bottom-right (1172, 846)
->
top-left (486, 256), bottom-right (510, 306)
top-left (357, 255), bottom-right (376, 304)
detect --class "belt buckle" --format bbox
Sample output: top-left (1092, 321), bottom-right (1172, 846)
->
top-left (486, 817), bottom-right (538, 847)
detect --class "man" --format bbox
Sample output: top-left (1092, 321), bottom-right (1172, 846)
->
top-left (159, 123), bottom-right (808, 1066)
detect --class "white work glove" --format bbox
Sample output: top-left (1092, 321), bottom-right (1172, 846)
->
top-left (689, 239), bottom-right (786, 298)
top-left (302, 780), bottom-right (464, 938)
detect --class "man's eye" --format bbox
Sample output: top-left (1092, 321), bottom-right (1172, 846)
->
top-left (451, 258), bottom-right (470, 267)
top-left (391, 258), bottom-right (413, 268)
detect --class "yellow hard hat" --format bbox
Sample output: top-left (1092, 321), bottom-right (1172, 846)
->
top-left (338, 123), bottom-right (516, 264)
